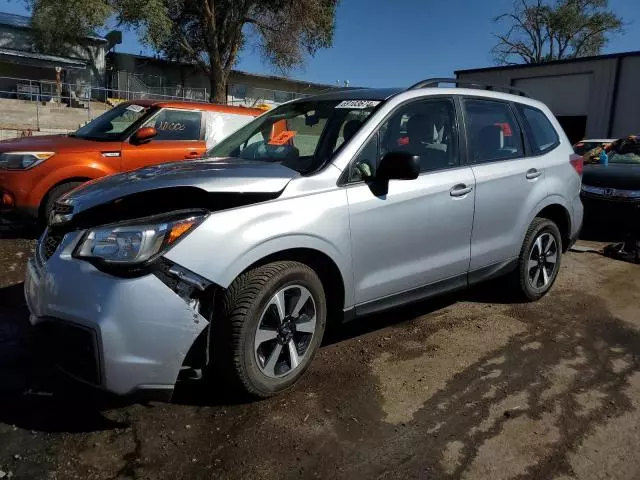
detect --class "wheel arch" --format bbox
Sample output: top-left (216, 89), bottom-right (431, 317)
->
top-left (248, 248), bottom-right (345, 322)
top-left (534, 203), bottom-right (572, 252)
top-left (38, 177), bottom-right (93, 220)
top-left (221, 247), bottom-right (348, 326)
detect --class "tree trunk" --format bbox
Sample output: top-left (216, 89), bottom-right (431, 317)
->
top-left (208, 67), bottom-right (228, 104)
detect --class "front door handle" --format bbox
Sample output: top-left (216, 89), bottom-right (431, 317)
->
top-left (450, 184), bottom-right (473, 197)
top-left (185, 150), bottom-right (201, 159)
top-left (526, 168), bottom-right (542, 180)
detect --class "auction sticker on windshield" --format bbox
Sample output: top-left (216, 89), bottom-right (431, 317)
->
top-left (126, 104), bottom-right (146, 113)
top-left (336, 100), bottom-right (380, 109)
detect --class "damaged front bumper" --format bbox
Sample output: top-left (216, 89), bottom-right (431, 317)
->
top-left (24, 231), bottom-right (211, 399)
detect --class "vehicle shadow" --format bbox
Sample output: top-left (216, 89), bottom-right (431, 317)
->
top-left (324, 277), bottom-right (523, 346)
top-left (0, 282), bottom-right (128, 433)
top-left (579, 219), bottom-right (632, 244)
top-left (0, 219), bottom-right (39, 240)
top-left (0, 271), bottom-right (531, 421)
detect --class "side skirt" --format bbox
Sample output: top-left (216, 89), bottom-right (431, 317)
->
top-left (342, 258), bottom-right (518, 322)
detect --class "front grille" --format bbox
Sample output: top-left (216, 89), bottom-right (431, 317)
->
top-left (41, 230), bottom-right (64, 261)
top-left (581, 192), bottom-right (640, 203)
top-left (36, 320), bottom-right (102, 385)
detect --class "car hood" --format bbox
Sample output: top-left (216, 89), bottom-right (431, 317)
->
top-left (61, 158), bottom-right (298, 213)
top-left (583, 163), bottom-right (640, 190)
top-left (0, 134), bottom-right (104, 153)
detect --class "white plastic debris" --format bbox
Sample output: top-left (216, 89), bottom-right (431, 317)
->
top-left (202, 111), bottom-right (255, 150)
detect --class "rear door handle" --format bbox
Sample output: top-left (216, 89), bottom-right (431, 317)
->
top-left (185, 150), bottom-right (201, 159)
top-left (526, 168), bottom-right (542, 180)
top-left (450, 184), bottom-right (473, 197)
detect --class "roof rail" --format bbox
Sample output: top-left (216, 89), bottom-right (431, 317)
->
top-left (407, 77), bottom-right (528, 97)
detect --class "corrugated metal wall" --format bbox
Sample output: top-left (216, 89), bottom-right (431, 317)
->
top-left (457, 54), bottom-right (640, 139)
top-left (611, 56), bottom-right (640, 137)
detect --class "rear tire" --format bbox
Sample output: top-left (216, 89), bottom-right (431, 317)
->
top-left (515, 217), bottom-right (563, 301)
top-left (41, 181), bottom-right (83, 225)
top-left (212, 261), bottom-right (327, 398)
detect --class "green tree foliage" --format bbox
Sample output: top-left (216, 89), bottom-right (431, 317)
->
top-left (30, 0), bottom-right (111, 53)
top-left (27, 0), bottom-right (339, 102)
top-left (493, 0), bottom-right (623, 65)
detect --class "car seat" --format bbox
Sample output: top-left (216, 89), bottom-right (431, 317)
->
top-left (342, 119), bottom-right (363, 143)
top-left (474, 125), bottom-right (503, 162)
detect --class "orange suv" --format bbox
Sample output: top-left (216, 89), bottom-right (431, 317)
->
top-left (0, 100), bottom-right (263, 222)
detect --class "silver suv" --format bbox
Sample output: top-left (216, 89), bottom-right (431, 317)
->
top-left (25, 79), bottom-right (583, 399)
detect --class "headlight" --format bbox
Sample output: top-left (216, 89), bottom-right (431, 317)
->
top-left (74, 211), bottom-right (206, 266)
top-left (617, 189), bottom-right (640, 199)
top-left (0, 152), bottom-right (55, 170)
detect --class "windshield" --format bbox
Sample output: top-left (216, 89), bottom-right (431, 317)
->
top-left (208, 99), bottom-right (380, 173)
top-left (73, 103), bottom-right (151, 141)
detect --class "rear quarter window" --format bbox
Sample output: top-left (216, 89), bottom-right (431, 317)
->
top-left (516, 104), bottom-right (559, 155)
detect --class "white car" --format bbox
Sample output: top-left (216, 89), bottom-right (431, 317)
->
top-left (25, 79), bottom-right (583, 400)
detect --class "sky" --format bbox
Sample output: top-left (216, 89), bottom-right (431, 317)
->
top-left (2, 0), bottom-right (639, 88)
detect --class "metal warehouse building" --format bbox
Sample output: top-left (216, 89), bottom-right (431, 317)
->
top-left (455, 51), bottom-right (640, 144)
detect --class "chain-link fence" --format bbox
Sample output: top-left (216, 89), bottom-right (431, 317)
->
top-left (109, 71), bottom-right (209, 102)
top-left (0, 75), bottom-right (214, 133)
top-left (227, 84), bottom-right (308, 107)
top-left (112, 71), bottom-right (310, 106)
top-left (0, 73), bottom-right (313, 134)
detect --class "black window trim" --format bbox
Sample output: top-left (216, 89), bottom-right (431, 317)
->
top-left (514, 103), bottom-right (561, 158)
top-left (461, 95), bottom-right (528, 166)
top-left (338, 94), bottom-right (465, 186)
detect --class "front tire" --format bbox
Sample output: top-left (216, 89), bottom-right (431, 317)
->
top-left (41, 181), bottom-right (83, 225)
top-left (516, 217), bottom-right (562, 301)
top-left (212, 261), bottom-right (327, 398)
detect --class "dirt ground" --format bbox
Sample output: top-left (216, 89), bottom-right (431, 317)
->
top-left (1, 228), bottom-right (639, 479)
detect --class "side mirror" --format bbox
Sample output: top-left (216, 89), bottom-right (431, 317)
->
top-left (376, 151), bottom-right (420, 181)
top-left (132, 126), bottom-right (157, 144)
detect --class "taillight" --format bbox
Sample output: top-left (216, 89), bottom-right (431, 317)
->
top-left (570, 153), bottom-right (583, 176)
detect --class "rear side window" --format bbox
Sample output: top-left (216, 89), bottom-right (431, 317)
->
top-left (464, 99), bottom-right (524, 163)
top-left (517, 104), bottom-right (559, 154)
top-left (145, 109), bottom-right (203, 141)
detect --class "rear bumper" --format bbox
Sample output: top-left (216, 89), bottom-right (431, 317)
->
top-left (24, 232), bottom-right (209, 397)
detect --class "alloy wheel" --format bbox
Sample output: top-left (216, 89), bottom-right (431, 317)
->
top-left (527, 232), bottom-right (558, 289)
top-left (254, 284), bottom-right (317, 378)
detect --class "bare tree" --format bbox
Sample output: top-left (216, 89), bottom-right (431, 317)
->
top-left (493, 0), bottom-right (623, 65)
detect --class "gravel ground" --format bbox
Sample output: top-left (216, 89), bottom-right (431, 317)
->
top-left (1, 228), bottom-right (639, 480)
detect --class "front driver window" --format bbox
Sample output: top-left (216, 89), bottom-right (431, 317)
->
top-left (348, 97), bottom-right (459, 182)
